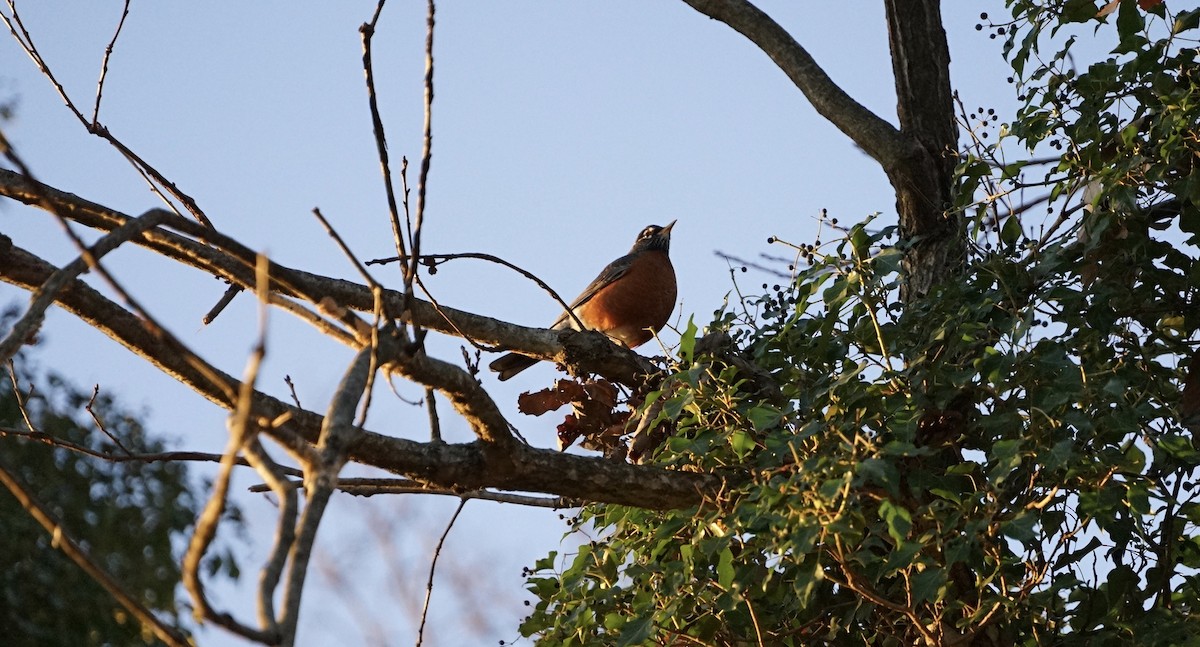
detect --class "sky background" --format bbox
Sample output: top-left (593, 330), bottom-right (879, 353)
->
top-left (0, 2), bottom-right (1027, 645)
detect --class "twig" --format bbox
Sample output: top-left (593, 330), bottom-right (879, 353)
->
top-left (92, 0), bottom-right (131, 124)
top-left (0, 3), bottom-right (212, 227)
top-left (245, 476), bottom-right (580, 508)
top-left (244, 437), bottom-right (296, 633)
top-left (416, 497), bottom-right (466, 647)
top-left (713, 251), bottom-right (794, 279)
top-left (201, 283), bottom-right (244, 326)
top-left (278, 343), bottom-right (377, 646)
top-left (311, 207), bottom-right (382, 292)
top-left (0, 452), bottom-right (191, 647)
top-left (0, 424), bottom-right (301, 471)
top-left (359, 0), bottom-right (409, 277)
top-left (285, 375), bottom-right (303, 409)
top-left (409, 0), bottom-right (435, 302)
top-left (84, 385), bottom-right (132, 456)
top-left (425, 386), bottom-right (442, 443)
top-left (182, 253), bottom-right (277, 644)
top-left (368, 251), bottom-right (585, 333)
top-left (413, 273), bottom-right (498, 353)
top-left (5, 361), bottom-right (37, 433)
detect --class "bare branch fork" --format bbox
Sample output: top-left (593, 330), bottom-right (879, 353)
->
top-left (0, 179), bottom-right (716, 501)
top-left (682, 0), bottom-right (961, 297)
top-left (1, 0), bottom-right (213, 227)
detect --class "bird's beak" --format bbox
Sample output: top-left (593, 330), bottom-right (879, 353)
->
top-left (661, 220), bottom-right (677, 236)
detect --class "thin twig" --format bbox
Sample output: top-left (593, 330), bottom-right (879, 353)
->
top-left (1, 2), bottom-right (211, 226)
top-left (311, 207), bottom-right (382, 292)
top-left (84, 385), bottom-right (132, 456)
top-left (0, 424), bottom-right (302, 472)
top-left (92, 0), bottom-right (131, 124)
top-left (425, 386), bottom-right (442, 443)
top-left (367, 251), bottom-right (585, 332)
top-left (285, 375), bottom-right (303, 409)
top-left (201, 283), bottom-right (244, 326)
top-left (244, 437), bottom-right (296, 633)
top-left (182, 253), bottom-right (277, 644)
top-left (416, 497), bottom-right (466, 647)
top-left (359, 0), bottom-right (409, 277)
top-left (5, 361), bottom-right (36, 432)
top-left (408, 0), bottom-right (435, 303)
top-left (413, 273), bottom-right (498, 352)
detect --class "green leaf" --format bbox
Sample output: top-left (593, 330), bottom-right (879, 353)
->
top-left (1002, 511), bottom-right (1038, 544)
top-left (879, 500), bottom-right (913, 544)
top-left (1117, 0), bottom-right (1145, 48)
top-left (1174, 9), bottom-right (1200, 34)
top-left (911, 568), bottom-right (947, 603)
top-left (717, 546), bottom-right (735, 589)
top-left (856, 458), bottom-right (900, 497)
top-left (1000, 214), bottom-right (1022, 246)
top-left (617, 614), bottom-right (654, 647)
top-left (729, 429), bottom-right (756, 459)
top-left (746, 405), bottom-right (782, 432)
top-left (988, 439), bottom-right (1023, 485)
top-left (1063, 0), bottom-right (1100, 23)
top-left (679, 316), bottom-right (699, 363)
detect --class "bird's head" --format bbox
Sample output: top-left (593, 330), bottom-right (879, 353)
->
top-left (630, 220), bottom-right (676, 254)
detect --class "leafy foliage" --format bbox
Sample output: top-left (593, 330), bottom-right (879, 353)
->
top-left (0, 348), bottom-right (235, 646)
top-left (522, 2), bottom-right (1200, 645)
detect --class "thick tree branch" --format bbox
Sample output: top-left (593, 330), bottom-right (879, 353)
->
top-left (679, 0), bottom-right (919, 172)
top-left (680, 0), bottom-right (964, 298)
top-left (885, 0), bottom-right (955, 161)
top-left (0, 207), bottom-right (166, 364)
top-left (883, 0), bottom-right (963, 298)
top-left (0, 168), bottom-right (657, 386)
top-left (0, 238), bottom-right (725, 509)
top-left (278, 346), bottom-right (373, 645)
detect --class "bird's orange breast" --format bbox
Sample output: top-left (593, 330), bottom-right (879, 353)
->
top-left (574, 251), bottom-right (676, 348)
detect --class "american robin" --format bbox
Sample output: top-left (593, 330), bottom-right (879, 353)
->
top-left (489, 221), bottom-right (678, 381)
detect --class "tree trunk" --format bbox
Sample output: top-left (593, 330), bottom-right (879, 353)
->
top-left (884, 0), bottom-right (963, 299)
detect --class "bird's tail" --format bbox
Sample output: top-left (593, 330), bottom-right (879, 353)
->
top-left (488, 352), bottom-right (539, 381)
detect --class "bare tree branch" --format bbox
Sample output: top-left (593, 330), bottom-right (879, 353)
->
top-left (183, 258), bottom-right (278, 643)
top-left (0, 168), bottom-right (658, 384)
top-left (416, 497), bottom-right (465, 647)
top-left (245, 438), bottom-right (297, 632)
top-left (679, 0), bottom-right (917, 172)
top-left (278, 345), bottom-right (374, 646)
top-left (91, 0), bottom-right (131, 124)
top-left (249, 477), bottom-right (580, 509)
top-left (680, 0), bottom-right (963, 298)
top-left (0, 232), bottom-right (725, 509)
top-left (0, 0), bottom-right (212, 226)
top-left (360, 0), bottom-right (410, 280)
top-left (0, 207), bottom-right (166, 364)
top-left (409, 0), bottom-right (435, 303)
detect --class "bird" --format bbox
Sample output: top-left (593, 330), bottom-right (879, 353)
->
top-left (489, 221), bottom-right (678, 381)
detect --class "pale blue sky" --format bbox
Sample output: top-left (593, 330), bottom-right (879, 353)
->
top-left (1, 3), bottom-right (1020, 645)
